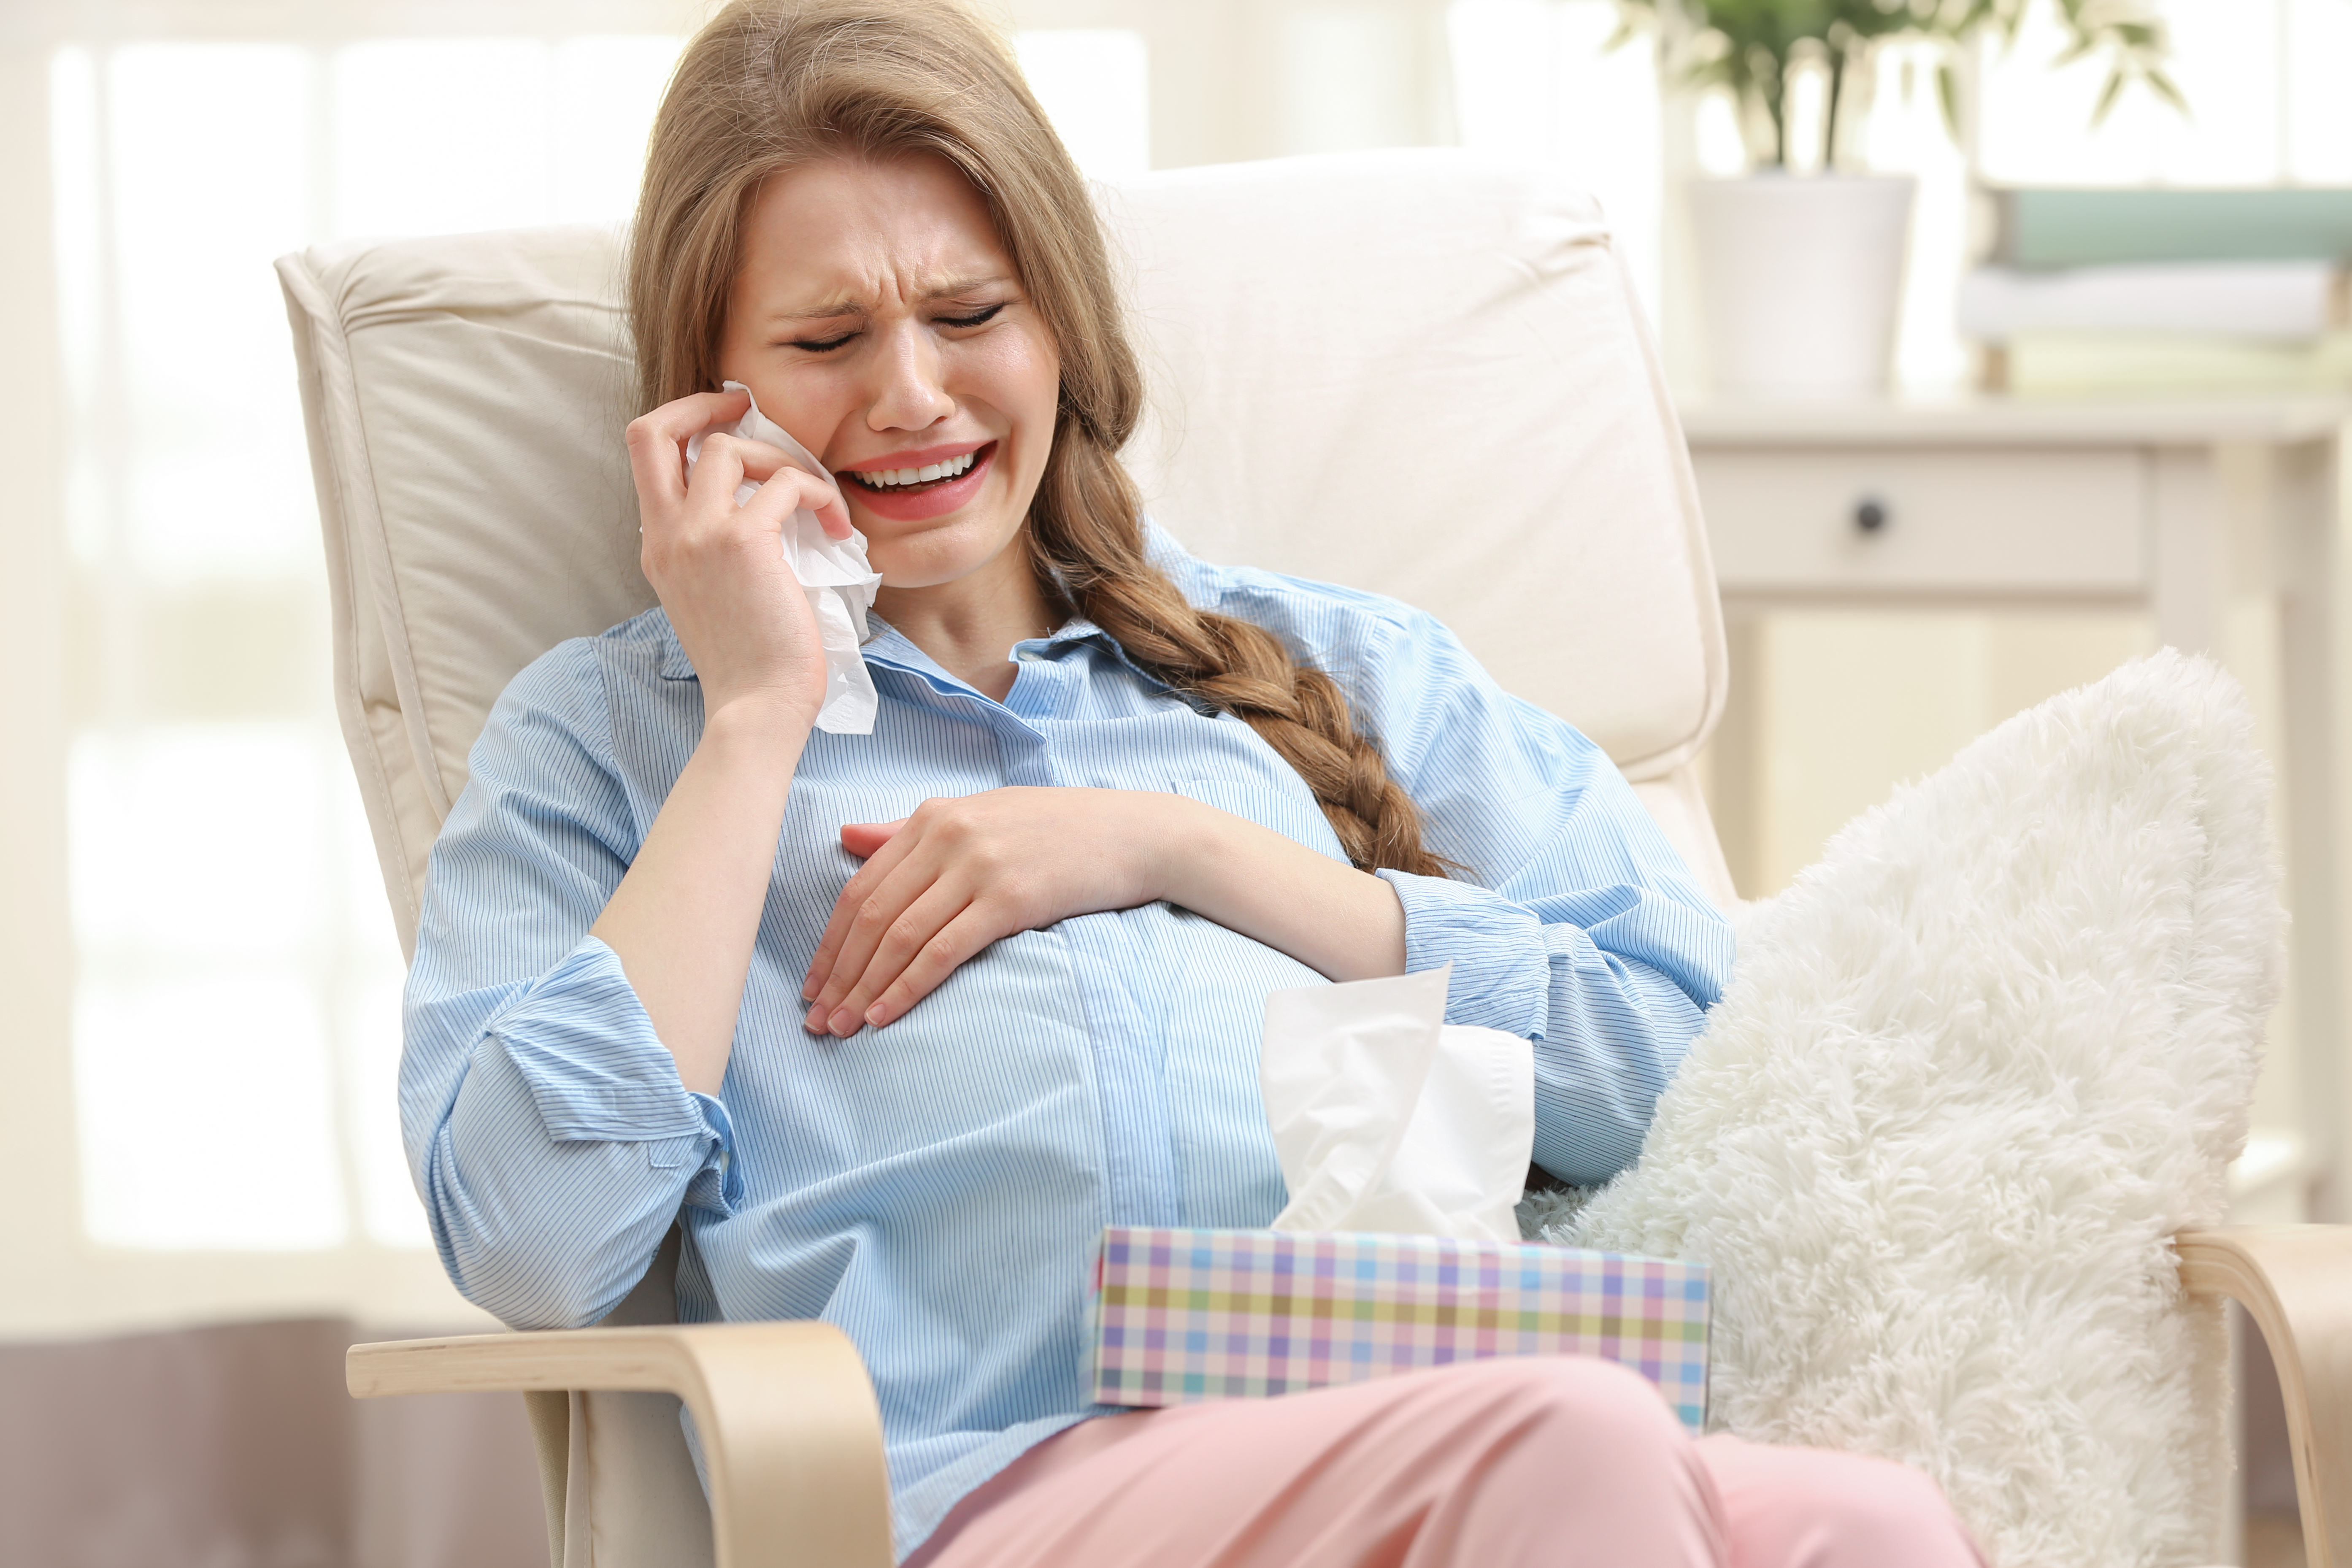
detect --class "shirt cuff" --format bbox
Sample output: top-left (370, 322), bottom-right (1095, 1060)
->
top-left (1377, 870), bottom-right (1552, 1040)
top-left (485, 935), bottom-right (733, 1152)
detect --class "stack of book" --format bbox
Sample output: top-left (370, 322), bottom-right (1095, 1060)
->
top-left (1958, 187), bottom-right (2352, 395)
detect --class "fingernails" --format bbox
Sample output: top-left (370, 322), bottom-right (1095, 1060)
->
top-left (864, 1003), bottom-right (891, 1028)
top-left (804, 1003), bottom-right (829, 1033)
top-left (827, 1007), bottom-right (858, 1037)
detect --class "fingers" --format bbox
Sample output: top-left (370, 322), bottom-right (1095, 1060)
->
top-left (692, 435), bottom-right (852, 542)
top-left (629, 395), bottom-right (852, 546)
top-left (741, 462), bottom-right (852, 542)
top-left (802, 823), bottom-right (925, 1004)
top-left (687, 431), bottom-right (854, 541)
top-left (859, 908), bottom-right (1000, 1030)
top-left (810, 484), bottom-right (856, 541)
top-left (808, 879), bottom-right (978, 1036)
top-left (840, 818), bottom-right (909, 858)
top-left (624, 389), bottom-right (750, 511)
top-left (805, 850), bottom-right (936, 1026)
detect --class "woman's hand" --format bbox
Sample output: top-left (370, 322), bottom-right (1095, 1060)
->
top-left (597, 389), bottom-right (856, 1095)
top-left (801, 789), bottom-right (1409, 1036)
top-left (624, 387), bottom-right (854, 723)
top-left (801, 788), bottom-right (1173, 1035)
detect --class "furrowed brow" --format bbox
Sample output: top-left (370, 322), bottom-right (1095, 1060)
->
top-left (923, 273), bottom-right (1015, 301)
top-left (764, 274), bottom-right (1012, 324)
top-left (769, 296), bottom-right (866, 323)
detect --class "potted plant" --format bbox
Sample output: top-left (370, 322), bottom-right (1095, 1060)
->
top-left (1614, 0), bottom-right (2180, 398)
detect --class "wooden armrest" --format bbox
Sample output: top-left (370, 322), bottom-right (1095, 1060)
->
top-left (348, 1322), bottom-right (892, 1568)
top-left (2177, 1225), bottom-right (2352, 1568)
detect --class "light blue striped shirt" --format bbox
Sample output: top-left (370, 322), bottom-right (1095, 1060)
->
top-left (402, 530), bottom-right (1733, 1557)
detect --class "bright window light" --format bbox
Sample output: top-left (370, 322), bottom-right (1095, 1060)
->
top-left (54, 24), bottom-right (692, 1256)
top-left (1978, 0), bottom-right (2282, 185)
top-left (1016, 29), bottom-right (1151, 179)
top-left (67, 728), bottom-right (327, 1248)
top-left (70, 726), bottom-right (330, 960)
top-left (2287, 0), bottom-right (2352, 183)
top-left (334, 39), bottom-right (555, 237)
top-left (68, 723), bottom-right (422, 1251)
top-left (108, 43), bottom-right (317, 582)
top-left (554, 36), bottom-right (686, 224)
top-left (69, 726), bottom-right (376, 1250)
top-left (335, 35), bottom-right (684, 235)
top-left (1448, 0), bottom-right (1664, 323)
top-left (344, 968), bottom-right (428, 1247)
top-left (1279, 6), bottom-right (1419, 155)
top-left (76, 969), bottom-right (350, 1250)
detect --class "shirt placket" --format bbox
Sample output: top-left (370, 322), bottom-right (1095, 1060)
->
top-left (1000, 642), bottom-right (1181, 1228)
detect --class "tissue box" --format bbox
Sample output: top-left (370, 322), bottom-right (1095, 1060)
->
top-left (1091, 1227), bottom-right (1709, 1434)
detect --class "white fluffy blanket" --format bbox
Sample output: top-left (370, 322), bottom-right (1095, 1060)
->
top-left (1538, 652), bottom-right (2284, 1568)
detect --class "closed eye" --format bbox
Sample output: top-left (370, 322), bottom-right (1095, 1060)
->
top-left (937, 303), bottom-right (1005, 329)
top-left (789, 330), bottom-right (857, 353)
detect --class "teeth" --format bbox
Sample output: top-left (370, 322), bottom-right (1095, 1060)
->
top-left (857, 451), bottom-right (978, 488)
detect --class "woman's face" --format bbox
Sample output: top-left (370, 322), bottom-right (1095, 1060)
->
top-left (718, 153), bottom-right (1061, 592)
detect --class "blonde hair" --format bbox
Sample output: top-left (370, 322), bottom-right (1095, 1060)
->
top-left (630, 0), bottom-right (1446, 877)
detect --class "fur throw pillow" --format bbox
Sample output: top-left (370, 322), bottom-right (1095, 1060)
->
top-left (1541, 651), bottom-right (2284, 1568)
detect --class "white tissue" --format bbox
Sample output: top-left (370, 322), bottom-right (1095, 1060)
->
top-left (683, 381), bottom-right (885, 735)
top-left (1260, 965), bottom-right (1535, 1244)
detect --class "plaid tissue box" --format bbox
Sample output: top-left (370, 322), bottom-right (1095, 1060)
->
top-left (1090, 1226), bottom-right (1710, 1434)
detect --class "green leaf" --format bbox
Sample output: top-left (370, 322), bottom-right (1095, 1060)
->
top-left (2090, 69), bottom-right (2125, 124)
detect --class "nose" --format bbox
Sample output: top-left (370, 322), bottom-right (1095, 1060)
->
top-left (865, 319), bottom-right (956, 434)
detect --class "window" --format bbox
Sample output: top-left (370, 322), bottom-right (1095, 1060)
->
top-left (49, 20), bottom-right (1153, 1256)
top-left (1017, 30), bottom-right (1152, 178)
top-left (1981, 0), bottom-right (2352, 186)
top-left (51, 34), bottom-right (687, 1252)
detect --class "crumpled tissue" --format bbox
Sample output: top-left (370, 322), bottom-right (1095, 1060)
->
top-left (683, 381), bottom-right (884, 735)
top-left (1260, 964), bottom-right (1535, 1244)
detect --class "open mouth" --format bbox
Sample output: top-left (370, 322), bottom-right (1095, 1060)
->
top-left (844, 443), bottom-right (992, 494)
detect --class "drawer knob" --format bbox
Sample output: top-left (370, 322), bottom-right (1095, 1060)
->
top-left (1854, 497), bottom-right (1890, 534)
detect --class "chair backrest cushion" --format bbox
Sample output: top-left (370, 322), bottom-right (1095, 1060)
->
top-left (278, 150), bottom-right (1727, 952)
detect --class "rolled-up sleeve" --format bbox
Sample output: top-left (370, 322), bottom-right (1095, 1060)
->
top-left (1379, 868), bottom-right (1722, 1185)
top-left (401, 640), bottom-right (729, 1329)
top-left (1260, 588), bottom-right (1736, 1189)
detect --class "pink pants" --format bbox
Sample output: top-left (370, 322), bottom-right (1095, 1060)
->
top-left (909, 1358), bottom-right (1984, 1568)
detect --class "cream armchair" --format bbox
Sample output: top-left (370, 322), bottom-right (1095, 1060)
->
top-left (281, 151), bottom-right (2352, 1568)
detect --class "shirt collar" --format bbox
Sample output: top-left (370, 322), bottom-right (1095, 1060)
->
top-left (861, 614), bottom-right (1188, 705)
top-left (652, 579), bottom-right (1211, 713)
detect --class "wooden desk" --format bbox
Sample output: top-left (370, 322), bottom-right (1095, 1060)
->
top-left (1682, 397), bottom-right (2351, 1217)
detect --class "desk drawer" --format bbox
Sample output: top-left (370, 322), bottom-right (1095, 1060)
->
top-left (1692, 446), bottom-right (2148, 595)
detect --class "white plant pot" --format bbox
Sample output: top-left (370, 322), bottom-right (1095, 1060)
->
top-left (1689, 174), bottom-right (1916, 400)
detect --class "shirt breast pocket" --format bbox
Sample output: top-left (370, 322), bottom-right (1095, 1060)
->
top-left (1168, 775), bottom-right (1350, 866)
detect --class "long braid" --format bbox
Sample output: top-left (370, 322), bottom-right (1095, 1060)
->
top-left (1029, 420), bottom-right (1450, 880)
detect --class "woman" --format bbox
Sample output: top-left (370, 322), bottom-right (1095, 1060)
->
top-left (402, 2), bottom-right (1982, 1563)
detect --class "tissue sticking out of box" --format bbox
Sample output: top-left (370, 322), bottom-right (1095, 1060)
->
top-left (1260, 965), bottom-right (1534, 1244)
top-left (683, 381), bottom-right (884, 735)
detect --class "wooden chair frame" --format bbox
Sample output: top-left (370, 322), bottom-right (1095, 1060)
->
top-left (347, 1225), bottom-right (2352, 1568)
